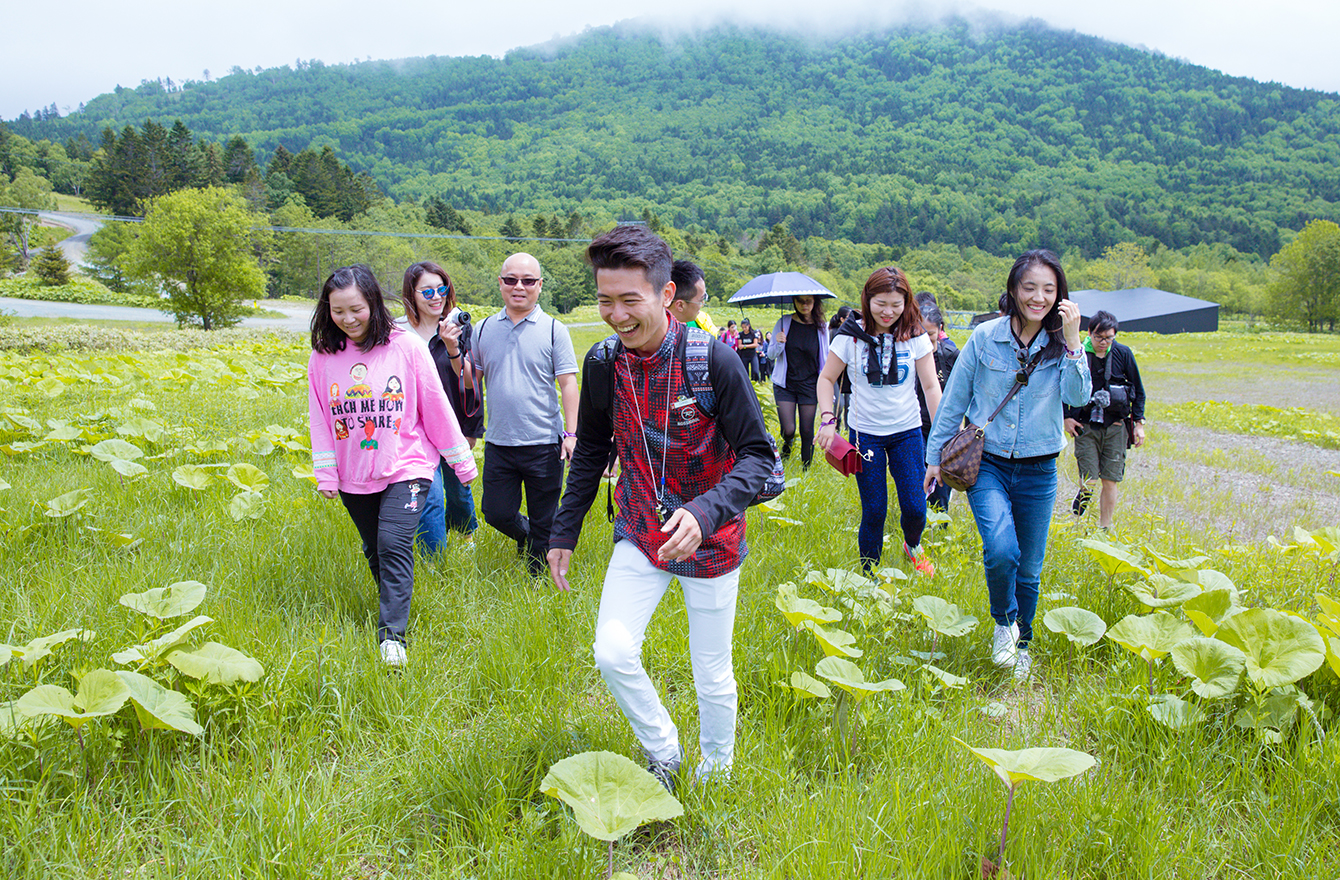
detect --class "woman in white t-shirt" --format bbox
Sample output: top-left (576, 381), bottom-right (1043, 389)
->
top-left (817, 267), bottom-right (942, 576)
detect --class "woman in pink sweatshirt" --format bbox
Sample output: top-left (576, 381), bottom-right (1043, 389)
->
top-left (308, 265), bottom-right (478, 666)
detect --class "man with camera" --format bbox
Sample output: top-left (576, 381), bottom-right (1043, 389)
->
top-left (1063, 310), bottom-right (1146, 531)
top-left (441, 252), bottom-right (579, 576)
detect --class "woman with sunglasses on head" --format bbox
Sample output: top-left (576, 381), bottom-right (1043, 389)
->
top-left (767, 294), bottom-right (828, 469)
top-left (817, 267), bottom-right (941, 577)
top-left (923, 250), bottom-right (1089, 681)
top-left (401, 261), bottom-right (484, 552)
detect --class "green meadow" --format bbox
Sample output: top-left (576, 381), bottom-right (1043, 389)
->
top-left (1, 324), bottom-right (1338, 878)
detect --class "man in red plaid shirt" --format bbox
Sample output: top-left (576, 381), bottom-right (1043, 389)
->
top-left (548, 226), bottom-right (774, 790)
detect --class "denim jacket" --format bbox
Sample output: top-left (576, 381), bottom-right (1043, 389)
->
top-left (925, 316), bottom-right (1091, 465)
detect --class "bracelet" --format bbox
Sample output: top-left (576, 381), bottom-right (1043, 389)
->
top-left (562, 431), bottom-right (576, 438)
top-left (448, 351), bottom-right (462, 359)
top-left (1064, 345), bottom-right (1081, 358)
top-left (820, 411), bottom-right (835, 419)
top-left (820, 418), bottom-right (838, 428)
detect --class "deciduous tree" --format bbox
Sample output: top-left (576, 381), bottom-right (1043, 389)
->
top-left (127, 187), bottom-right (267, 330)
top-left (1268, 220), bottom-right (1340, 332)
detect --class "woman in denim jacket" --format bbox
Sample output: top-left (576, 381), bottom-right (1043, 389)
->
top-left (923, 250), bottom-right (1089, 680)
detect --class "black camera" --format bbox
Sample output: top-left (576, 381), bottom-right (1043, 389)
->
top-left (444, 307), bottom-right (472, 353)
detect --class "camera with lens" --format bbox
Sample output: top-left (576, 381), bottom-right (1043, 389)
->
top-left (1088, 389), bottom-right (1110, 424)
top-left (443, 307), bottom-right (472, 353)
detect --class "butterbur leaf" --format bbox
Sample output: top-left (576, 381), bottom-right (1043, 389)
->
top-left (954, 739), bottom-right (1096, 790)
top-left (226, 463), bottom-right (269, 493)
top-left (814, 656), bottom-right (904, 703)
top-left (16, 670), bottom-right (129, 730)
top-left (291, 464), bottom-right (317, 484)
top-left (116, 417), bottom-right (167, 443)
top-left (774, 588), bottom-right (842, 628)
top-left (1216, 608), bottom-right (1325, 689)
top-left (1126, 574), bottom-right (1201, 610)
top-left (37, 377), bottom-right (67, 398)
top-left (43, 422), bottom-right (82, 441)
top-left (116, 671), bottom-right (203, 735)
top-left (805, 568), bottom-right (876, 595)
top-left (172, 465), bottom-right (213, 491)
top-left (3, 412), bottom-right (41, 432)
top-left (923, 664), bottom-right (968, 689)
top-left (912, 595), bottom-right (978, 638)
top-left (166, 642), bottom-right (264, 684)
top-left (1106, 612), bottom-right (1195, 663)
top-left (120, 580), bottom-right (207, 619)
top-left (1321, 635), bottom-right (1340, 679)
top-left (228, 491), bottom-right (265, 521)
top-left (1078, 538), bottom-right (1148, 578)
top-left (1182, 588), bottom-right (1240, 636)
top-left (112, 615), bottom-right (214, 665)
top-left (15, 628), bottom-right (93, 666)
top-left (1043, 607), bottom-right (1107, 646)
top-left (110, 458), bottom-right (149, 478)
top-left (1171, 637), bottom-right (1246, 699)
top-left (1142, 546), bottom-right (1210, 572)
top-left (787, 671), bottom-right (831, 699)
top-left (801, 621), bottom-right (863, 658)
top-left (44, 487), bottom-right (92, 517)
top-left (1147, 694), bottom-right (1205, 730)
top-left (540, 750), bottom-right (683, 842)
top-left (88, 438), bottom-right (144, 462)
top-left (0, 700), bottom-right (38, 735)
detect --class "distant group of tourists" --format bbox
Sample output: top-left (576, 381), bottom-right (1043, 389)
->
top-left (305, 222), bottom-right (1147, 788)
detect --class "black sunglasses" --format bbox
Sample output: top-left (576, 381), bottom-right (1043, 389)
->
top-left (500, 275), bottom-right (541, 288)
top-left (1015, 348), bottom-right (1043, 386)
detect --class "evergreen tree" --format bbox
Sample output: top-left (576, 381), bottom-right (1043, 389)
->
top-left (500, 215), bottom-right (522, 243)
top-left (31, 244), bottom-right (71, 285)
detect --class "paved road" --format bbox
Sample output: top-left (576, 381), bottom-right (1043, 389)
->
top-left (39, 211), bottom-right (105, 268)
top-left (0, 296), bottom-right (315, 330)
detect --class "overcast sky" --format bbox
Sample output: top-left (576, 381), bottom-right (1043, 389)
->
top-left (3, 0), bottom-right (1337, 121)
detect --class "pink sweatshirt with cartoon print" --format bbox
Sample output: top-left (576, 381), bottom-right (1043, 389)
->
top-left (307, 328), bottom-right (477, 494)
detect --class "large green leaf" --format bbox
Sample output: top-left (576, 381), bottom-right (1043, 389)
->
top-left (1042, 607), bottom-right (1107, 646)
top-left (0, 700), bottom-right (38, 736)
top-left (119, 580), bottom-right (208, 619)
top-left (786, 671), bottom-right (831, 699)
top-left (226, 463), bottom-right (270, 493)
top-left (1126, 575), bottom-right (1202, 610)
top-left (1106, 612), bottom-right (1195, 663)
top-left (44, 487), bottom-right (92, 517)
top-left (1147, 694), bottom-right (1205, 730)
top-left (1182, 588), bottom-right (1240, 636)
top-left (116, 416), bottom-right (167, 444)
top-left (116, 671), bottom-right (204, 735)
top-left (954, 739), bottom-right (1096, 790)
top-left (814, 656), bottom-right (904, 703)
top-left (1216, 608), bottom-right (1326, 689)
top-left (110, 458), bottom-right (149, 478)
top-left (16, 669), bottom-right (129, 730)
top-left (1078, 538), bottom-right (1148, 578)
top-left (540, 750), bottom-right (683, 842)
top-left (88, 438), bottom-right (145, 462)
top-left (171, 465), bottom-right (214, 491)
top-left (923, 664), bottom-right (968, 689)
top-left (1170, 637), bottom-right (1246, 699)
top-left (774, 586), bottom-right (842, 629)
top-left (228, 491), bottom-right (265, 521)
top-left (111, 615), bottom-right (214, 665)
top-left (166, 642), bottom-right (264, 684)
top-left (43, 421), bottom-right (82, 441)
top-left (12, 628), bottom-right (93, 667)
top-left (805, 568), bottom-right (878, 596)
top-left (911, 595), bottom-right (978, 638)
top-left (1142, 546), bottom-right (1210, 572)
top-left (801, 621), bottom-right (863, 658)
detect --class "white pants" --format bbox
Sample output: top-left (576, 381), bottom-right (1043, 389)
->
top-left (593, 540), bottom-right (741, 776)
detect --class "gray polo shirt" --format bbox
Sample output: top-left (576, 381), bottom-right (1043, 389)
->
top-left (470, 305), bottom-right (577, 446)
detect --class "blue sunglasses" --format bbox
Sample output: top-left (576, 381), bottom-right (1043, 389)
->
top-left (417, 284), bottom-right (450, 300)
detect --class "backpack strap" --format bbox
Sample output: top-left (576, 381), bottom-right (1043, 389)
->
top-left (679, 326), bottom-right (716, 417)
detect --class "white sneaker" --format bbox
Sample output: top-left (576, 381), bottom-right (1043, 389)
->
top-left (991, 623), bottom-right (1019, 667)
top-left (380, 639), bottom-right (407, 667)
top-left (1013, 648), bottom-right (1032, 681)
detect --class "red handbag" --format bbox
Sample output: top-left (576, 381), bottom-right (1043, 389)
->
top-left (824, 435), bottom-right (863, 476)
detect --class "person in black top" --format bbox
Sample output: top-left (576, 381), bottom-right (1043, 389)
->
top-left (1062, 310), bottom-right (1147, 530)
top-left (915, 304), bottom-right (958, 512)
top-left (767, 295), bottom-right (829, 468)
top-left (736, 318), bottom-right (761, 381)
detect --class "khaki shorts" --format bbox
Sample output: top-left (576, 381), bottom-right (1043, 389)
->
top-left (1074, 421), bottom-right (1128, 482)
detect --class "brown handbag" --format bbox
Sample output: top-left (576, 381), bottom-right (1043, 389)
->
top-left (938, 358), bottom-right (1038, 492)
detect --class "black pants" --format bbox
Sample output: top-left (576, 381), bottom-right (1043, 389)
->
top-left (340, 479), bottom-right (427, 644)
top-left (481, 442), bottom-right (564, 570)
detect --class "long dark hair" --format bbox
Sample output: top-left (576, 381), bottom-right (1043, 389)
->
top-left (793, 295), bottom-right (825, 327)
top-left (401, 261), bottom-right (456, 328)
top-left (1004, 249), bottom-right (1069, 361)
top-left (861, 266), bottom-right (923, 342)
top-left (311, 265), bottom-right (395, 354)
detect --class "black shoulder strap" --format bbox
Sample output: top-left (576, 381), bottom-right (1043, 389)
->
top-left (1104, 348), bottom-right (1114, 388)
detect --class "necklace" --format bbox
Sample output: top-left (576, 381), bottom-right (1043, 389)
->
top-left (619, 349), bottom-right (674, 524)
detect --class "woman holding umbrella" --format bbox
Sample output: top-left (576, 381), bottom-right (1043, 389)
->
top-left (768, 295), bottom-right (828, 468)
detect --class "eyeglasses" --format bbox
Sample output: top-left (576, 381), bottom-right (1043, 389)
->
top-left (1091, 332), bottom-right (1116, 343)
top-left (500, 276), bottom-right (541, 288)
top-left (417, 285), bottom-right (450, 300)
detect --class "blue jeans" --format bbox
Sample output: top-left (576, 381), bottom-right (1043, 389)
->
top-left (854, 427), bottom-right (927, 568)
top-left (443, 466), bottom-right (478, 535)
top-left (415, 462), bottom-right (448, 555)
top-left (966, 454), bottom-right (1057, 646)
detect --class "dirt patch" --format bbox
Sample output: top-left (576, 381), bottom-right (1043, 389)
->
top-left (1143, 364), bottom-right (1340, 416)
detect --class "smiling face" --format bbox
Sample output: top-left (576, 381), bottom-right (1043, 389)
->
top-left (498, 253), bottom-right (543, 317)
top-left (412, 272), bottom-right (448, 325)
top-left (1011, 264), bottom-right (1058, 337)
top-left (597, 266), bottom-right (673, 357)
top-left (868, 290), bottom-right (906, 334)
top-left (329, 285), bottom-right (372, 344)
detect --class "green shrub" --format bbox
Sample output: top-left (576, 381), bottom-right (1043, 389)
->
top-left (0, 275), bottom-right (160, 308)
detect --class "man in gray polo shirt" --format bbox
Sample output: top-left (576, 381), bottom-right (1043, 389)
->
top-left (442, 252), bottom-right (579, 575)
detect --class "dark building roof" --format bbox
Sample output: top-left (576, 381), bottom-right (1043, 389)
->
top-left (1070, 288), bottom-right (1219, 334)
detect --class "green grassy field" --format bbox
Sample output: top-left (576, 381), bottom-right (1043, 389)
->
top-left (1, 325), bottom-right (1338, 878)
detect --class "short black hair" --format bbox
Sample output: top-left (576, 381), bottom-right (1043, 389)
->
top-left (1089, 310), bottom-right (1119, 335)
top-left (311, 264), bottom-right (395, 354)
top-left (587, 225), bottom-right (672, 292)
top-left (669, 258), bottom-right (704, 302)
top-left (922, 305), bottom-right (943, 327)
top-left (913, 291), bottom-right (938, 313)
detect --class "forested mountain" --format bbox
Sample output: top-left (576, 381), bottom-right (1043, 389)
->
top-left (9, 18), bottom-right (1340, 258)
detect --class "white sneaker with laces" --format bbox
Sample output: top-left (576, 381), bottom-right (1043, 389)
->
top-left (991, 623), bottom-right (1019, 667)
top-left (380, 639), bottom-right (407, 667)
top-left (1013, 648), bottom-right (1032, 681)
